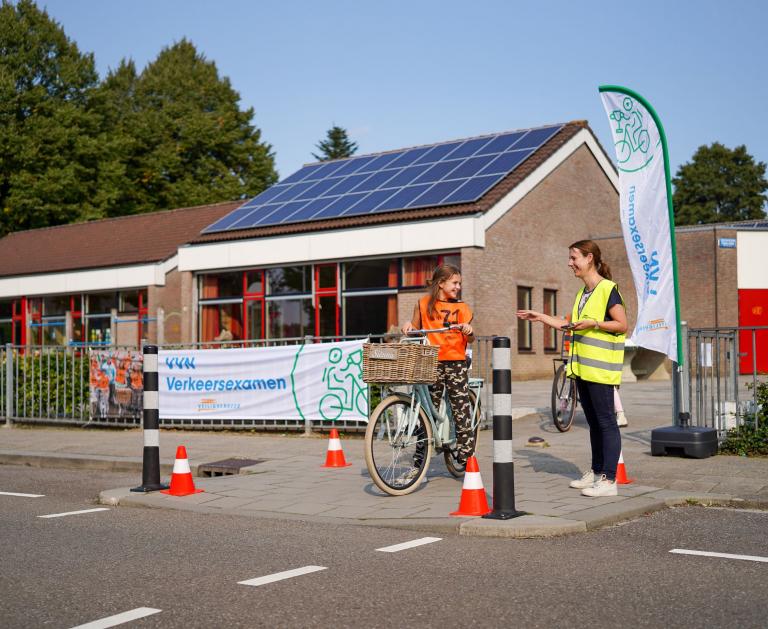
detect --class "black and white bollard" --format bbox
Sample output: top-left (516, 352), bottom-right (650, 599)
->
top-left (483, 336), bottom-right (523, 519)
top-left (131, 345), bottom-right (168, 493)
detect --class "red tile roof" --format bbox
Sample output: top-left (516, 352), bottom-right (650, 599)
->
top-left (0, 201), bottom-right (241, 277)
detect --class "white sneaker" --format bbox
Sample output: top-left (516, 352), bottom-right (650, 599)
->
top-left (616, 411), bottom-right (628, 427)
top-left (396, 466), bottom-right (421, 484)
top-left (581, 475), bottom-right (618, 497)
top-left (569, 470), bottom-right (595, 489)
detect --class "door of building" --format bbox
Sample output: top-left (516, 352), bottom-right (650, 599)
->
top-left (738, 289), bottom-right (768, 374)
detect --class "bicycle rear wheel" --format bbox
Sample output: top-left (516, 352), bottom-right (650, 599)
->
top-left (364, 394), bottom-right (433, 496)
top-left (551, 362), bottom-right (577, 432)
top-left (444, 390), bottom-right (481, 477)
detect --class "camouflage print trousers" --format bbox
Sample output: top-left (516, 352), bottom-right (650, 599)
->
top-left (430, 360), bottom-right (474, 459)
top-left (414, 360), bottom-right (474, 466)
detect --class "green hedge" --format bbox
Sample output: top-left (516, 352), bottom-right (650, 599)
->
top-left (719, 380), bottom-right (768, 457)
top-left (11, 353), bottom-right (89, 419)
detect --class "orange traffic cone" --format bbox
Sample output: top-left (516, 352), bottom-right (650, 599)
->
top-left (615, 449), bottom-right (634, 485)
top-left (161, 446), bottom-right (204, 496)
top-left (450, 456), bottom-right (491, 516)
top-left (321, 428), bottom-right (352, 468)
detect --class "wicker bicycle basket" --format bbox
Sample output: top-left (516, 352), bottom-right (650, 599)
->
top-left (362, 342), bottom-right (439, 384)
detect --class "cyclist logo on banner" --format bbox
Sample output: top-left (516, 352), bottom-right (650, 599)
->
top-left (290, 342), bottom-right (368, 422)
top-left (89, 349), bottom-right (144, 420)
top-left (608, 96), bottom-right (658, 173)
top-left (318, 346), bottom-right (367, 420)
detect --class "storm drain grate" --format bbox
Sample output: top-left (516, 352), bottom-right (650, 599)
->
top-left (197, 458), bottom-right (264, 477)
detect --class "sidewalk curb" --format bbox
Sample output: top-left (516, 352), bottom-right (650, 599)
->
top-left (99, 484), bottom-right (761, 539)
top-left (99, 486), bottom-right (465, 533)
top-left (0, 450), bottom-right (174, 475)
top-left (459, 515), bottom-right (587, 538)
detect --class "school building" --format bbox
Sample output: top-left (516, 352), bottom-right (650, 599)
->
top-left (0, 120), bottom-right (765, 378)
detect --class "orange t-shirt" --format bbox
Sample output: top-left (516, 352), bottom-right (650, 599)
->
top-left (417, 295), bottom-right (473, 361)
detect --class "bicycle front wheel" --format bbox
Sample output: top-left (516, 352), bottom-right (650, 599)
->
top-left (551, 362), bottom-right (577, 432)
top-left (444, 390), bottom-right (481, 478)
top-left (365, 394), bottom-right (433, 496)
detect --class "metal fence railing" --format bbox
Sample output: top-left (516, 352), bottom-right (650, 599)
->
top-left (683, 325), bottom-right (767, 436)
top-left (2, 335), bottom-right (495, 433)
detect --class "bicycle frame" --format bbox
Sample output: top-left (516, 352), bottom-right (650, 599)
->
top-left (378, 327), bottom-right (482, 453)
top-left (382, 378), bottom-right (483, 452)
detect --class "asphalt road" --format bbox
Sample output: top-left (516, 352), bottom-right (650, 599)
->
top-left (1, 464), bottom-right (767, 628)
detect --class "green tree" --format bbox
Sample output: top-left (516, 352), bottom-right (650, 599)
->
top-left (0, 0), bottom-right (103, 235)
top-left (100, 40), bottom-right (278, 214)
top-left (312, 125), bottom-right (358, 161)
top-left (673, 143), bottom-right (768, 225)
top-left (88, 59), bottom-right (141, 217)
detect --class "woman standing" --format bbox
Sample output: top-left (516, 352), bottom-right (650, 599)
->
top-left (517, 240), bottom-right (627, 497)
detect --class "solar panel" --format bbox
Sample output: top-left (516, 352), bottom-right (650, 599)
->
top-left (202, 123), bottom-right (565, 234)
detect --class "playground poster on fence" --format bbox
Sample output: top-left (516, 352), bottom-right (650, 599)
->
top-left (157, 340), bottom-right (368, 421)
top-left (89, 349), bottom-right (144, 420)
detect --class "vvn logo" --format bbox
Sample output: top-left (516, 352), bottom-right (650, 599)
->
top-left (165, 356), bottom-right (196, 369)
top-left (609, 96), bottom-right (660, 173)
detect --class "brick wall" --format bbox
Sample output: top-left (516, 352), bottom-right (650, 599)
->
top-left (594, 226), bottom-right (738, 332)
top-left (461, 144), bottom-right (626, 379)
top-left (147, 268), bottom-right (184, 344)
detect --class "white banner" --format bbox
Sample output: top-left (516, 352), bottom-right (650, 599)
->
top-left (158, 340), bottom-right (368, 421)
top-left (600, 89), bottom-right (678, 362)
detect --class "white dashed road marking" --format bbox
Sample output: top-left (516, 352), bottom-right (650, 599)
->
top-left (69, 607), bottom-right (161, 628)
top-left (38, 508), bottom-right (110, 519)
top-left (670, 549), bottom-right (768, 563)
top-left (0, 491), bottom-right (45, 497)
top-left (238, 565), bottom-right (327, 587)
top-left (376, 537), bottom-right (442, 553)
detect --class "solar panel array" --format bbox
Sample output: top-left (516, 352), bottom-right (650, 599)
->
top-left (204, 124), bottom-right (564, 234)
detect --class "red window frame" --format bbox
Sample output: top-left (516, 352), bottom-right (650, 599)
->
top-left (243, 270), bottom-right (265, 340)
top-left (12, 297), bottom-right (26, 345)
top-left (137, 290), bottom-right (148, 344)
top-left (314, 264), bottom-right (339, 337)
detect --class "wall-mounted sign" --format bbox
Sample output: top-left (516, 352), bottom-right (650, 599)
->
top-left (718, 238), bottom-right (736, 249)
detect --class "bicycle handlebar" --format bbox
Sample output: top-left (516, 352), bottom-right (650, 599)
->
top-left (405, 325), bottom-right (461, 336)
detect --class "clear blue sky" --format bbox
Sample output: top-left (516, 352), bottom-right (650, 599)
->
top-left (41, 0), bottom-right (768, 183)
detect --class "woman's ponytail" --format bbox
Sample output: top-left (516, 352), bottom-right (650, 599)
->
top-left (597, 259), bottom-right (613, 281)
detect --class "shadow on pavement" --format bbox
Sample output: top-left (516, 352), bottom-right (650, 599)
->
top-left (517, 449), bottom-right (581, 477)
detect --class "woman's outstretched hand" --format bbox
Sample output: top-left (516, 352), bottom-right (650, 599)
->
top-left (516, 309), bottom-right (542, 322)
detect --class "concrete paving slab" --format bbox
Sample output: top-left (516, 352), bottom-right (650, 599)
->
top-left (198, 496), bottom-right (259, 510)
top-left (280, 502), bottom-right (337, 516)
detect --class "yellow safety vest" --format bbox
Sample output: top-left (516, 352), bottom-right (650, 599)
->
top-left (566, 280), bottom-right (625, 385)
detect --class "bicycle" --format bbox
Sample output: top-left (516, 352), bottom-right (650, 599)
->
top-left (363, 327), bottom-right (484, 496)
top-left (551, 326), bottom-right (578, 432)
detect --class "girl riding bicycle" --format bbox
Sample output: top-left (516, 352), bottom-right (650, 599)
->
top-left (402, 264), bottom-right (475, 468)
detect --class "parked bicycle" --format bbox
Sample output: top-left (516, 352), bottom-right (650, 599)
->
top-left (551, 325), bottom-right (578, 432)
top-left (363, 327), bottom-right (484, 496)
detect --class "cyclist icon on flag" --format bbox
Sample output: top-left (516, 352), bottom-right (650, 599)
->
top-left (609, 97), bottom-right (655, 172)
